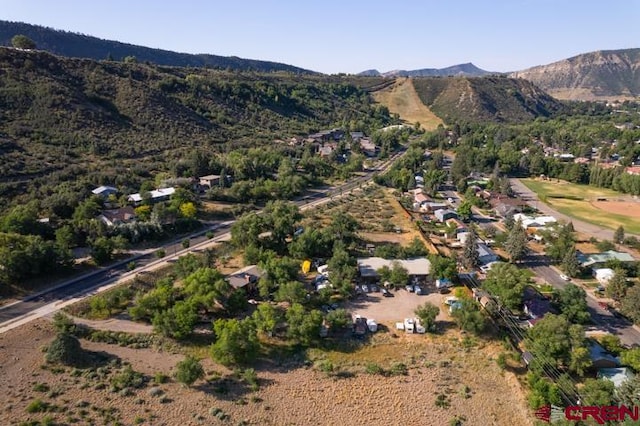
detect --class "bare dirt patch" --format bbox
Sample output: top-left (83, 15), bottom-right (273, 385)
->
top-left (591, 200), bottom-right (640, 219)
top-left (1, 319), bottom-right (533, 426)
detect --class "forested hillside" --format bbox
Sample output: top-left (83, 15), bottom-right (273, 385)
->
top-left (411, 76), bottom-right (565, 124)
top-left (0, 48), bottom-right (392, 211)
top-left (0, 20), bottom-right (314, 73)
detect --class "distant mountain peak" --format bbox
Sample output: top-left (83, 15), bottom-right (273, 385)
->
top-left (358, 63), bottom-right (492, 77)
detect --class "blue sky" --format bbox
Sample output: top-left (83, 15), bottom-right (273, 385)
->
top-left (3, 0), bottom-right (639, 73)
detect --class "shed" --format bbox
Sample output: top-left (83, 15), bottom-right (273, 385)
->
top-left (593, 268), bottom-right (615, 284)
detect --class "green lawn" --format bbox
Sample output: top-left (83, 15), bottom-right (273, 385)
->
top-left (521, 179), bottom-right (640, 235)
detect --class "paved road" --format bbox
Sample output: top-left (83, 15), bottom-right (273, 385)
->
top-left (523, 252), bottom-right (640, 347)
top-left (0, 149), bottom-right (406, 334)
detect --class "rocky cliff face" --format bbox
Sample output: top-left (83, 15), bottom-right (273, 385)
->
top-left (510, 49), bottom-right (640, 100)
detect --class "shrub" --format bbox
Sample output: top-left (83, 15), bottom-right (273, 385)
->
top-left (316, 360), bottom-right (334, 374)
top-left (33, 383), bottom-right (50, 392)
top-left (52, 312), bottom-right (76, 334)
top-left (111, 365), bottom-right (146, 391)
top-left (174, 356), bottom-right (204, 387)
top-left (241, 368), bottom-right (259, 391)
top-left (389, 362), bottom-right (408, 376)
top-left (148, 387), bottom-right (164, 397)
top-left (25, 399), bottom-right (49, 413)
top-left (435, 393), bottom-right (450, 408)
top-left (156, 249), bottom-right (166, 258)
top-left (46, 333), bottom-right (84, 366)
top-left (154, 372), bottom-right (169, 384)
top-left (365, 363), bottom-right (384, 375)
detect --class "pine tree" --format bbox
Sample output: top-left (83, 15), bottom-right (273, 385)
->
top-left (614, 226), bottom-right (625, 244)
top-left (561, 246), bottom-right (580, 278)
top-left (505, 219), bottom-right (528, 263)
top-left (462, 227), bottom-right (479, 270)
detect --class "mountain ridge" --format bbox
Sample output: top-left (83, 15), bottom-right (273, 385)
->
top-left (358, 62), bottom-right (492, 77)
top-left (509, 48), bottom-right (640, 100)
top-left (0, 20), bottom-right (316, 74)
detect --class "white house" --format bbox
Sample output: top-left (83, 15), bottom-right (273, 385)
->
top-left (593, 268), bottom-right (615, 284)
top-left (92, 185), bottom-right (118, 198)
top-left (128, 187), bottom-right (176, 206)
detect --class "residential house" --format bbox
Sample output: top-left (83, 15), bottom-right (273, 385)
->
top-left (98, 207), bottom-right (136, 227)
top-left (522, 286), bottom-right (554, 326)
top-left (593, 268), bottom-right (615, 284)
top-left (589, 341), bottom-right (620, 369)
top-left (357, 257), bottom-right (431, 282)
top-left (577, 250), bottom-right (636, 270)
top-left (513, 213), bottom-right (557, 231)
top-left (359, 138), bottom-right (378, 157)
top-left (128, 187), bottom-right (176, 206)
top-left (350, 131), bottom-right (364, 141)
top-left (434, 209), bottom-right (458, 223)
top-left (477, 243), bottom-right (499, 265)
top-left (424, 202), bottom-right (448, 212)
top-left (199, 174), bottom-right (221, 188)
top-left (227, 265), bottom-right (264, 291)
top-left (490, 196), bottom-right (524, 218)
top-left (92, 185), bottom-right (118, 198)
top-left (598, 367), bottom-right (634, 388)
top-left (318, 144), bottom-right (335, 158)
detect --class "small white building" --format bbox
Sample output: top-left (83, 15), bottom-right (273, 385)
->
top-left (593, 268), bottom-right (615, 284)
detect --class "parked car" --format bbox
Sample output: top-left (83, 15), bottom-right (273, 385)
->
top-left (362, 284), bottom-right (370, 293)
top-left (415, 286), bottom-right (423, 295)
top-left (381, 288), bottom-right (394, 297)
top-left (559, 274), bottom-right (571, 281)
top-left (370, 284), bottom-right (379, 292)
top-left (405, 285), bottom-right (414, 292)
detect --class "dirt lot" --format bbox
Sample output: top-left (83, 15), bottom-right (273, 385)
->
top-left (346, 288), bottom-right (451, 323)
top-left (1, 318), bottom-right (533, 426)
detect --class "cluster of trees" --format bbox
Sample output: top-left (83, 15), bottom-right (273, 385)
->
top-left (446, 107), bottom-right (640, 195)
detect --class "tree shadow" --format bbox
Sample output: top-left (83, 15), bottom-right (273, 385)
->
top-left (193, 372), bottom-right (275, 401)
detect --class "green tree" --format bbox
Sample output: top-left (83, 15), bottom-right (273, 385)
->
top-left (285, 303), bottom-right (323, 345)
top-left (325, 308), bottom-right (351, 331)
top-left (174, 356), bottom-right (204, 387)
top-left (251, 303), bottom-right (283, 336)
top-left (621, 347), bottom-right (640, 372)
top-left (456, 200), bottom-right (473, 222)
top-left (450, 298), bottom-right (485, 334)
top-left (414, 302), bottom-right (439, 332)
top-left (275, 281), bottom-right (307, 304)
top-left (620, 284), bottom-right (640, 324)
top-left (389, 261), bottom-right (410, 287)
top-left (461, 227), bottom-right (479, 270)
top-left (231, 212), bottom-right (264, 249)
top-left (561, 246), bottom-right (580, 278)
top-left (606, 268), bottom-right (629, 302)
top-left (429, 254), bottom-right (458, 280)
top-left (482, 263), bottom-right (528, 310)
top-left (505, 219), bottom-right (527, 263)
top-left (90, 236), bottom-right (115, 265)
top-left (152, 301), bottom-right (198, 339)
top-left (211, 318), bottom-right (259, 366)
top-left (525, 314), bottom-right (587, 371)
top-left (580, 379), bottom-right (615, 406)
top-left (403, 237), bottom-right (428, 258)
top-left (174, 253), bottom-right (202, 278)
top-left (556, 283), bottom-right (590, 324)
top-left (11, 34), bottom-right (36, 49)
top-left (569, 346), bottom-right (592, 377)
top-left (614, 226), bottom-right (625, 244)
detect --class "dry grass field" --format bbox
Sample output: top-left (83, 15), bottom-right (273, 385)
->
top-left (371, 78), bottom-right (444, 130)
top-left (521, 178), bottom-right (640, 234)
top-left (0, 319), bottom-right (533, 426)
